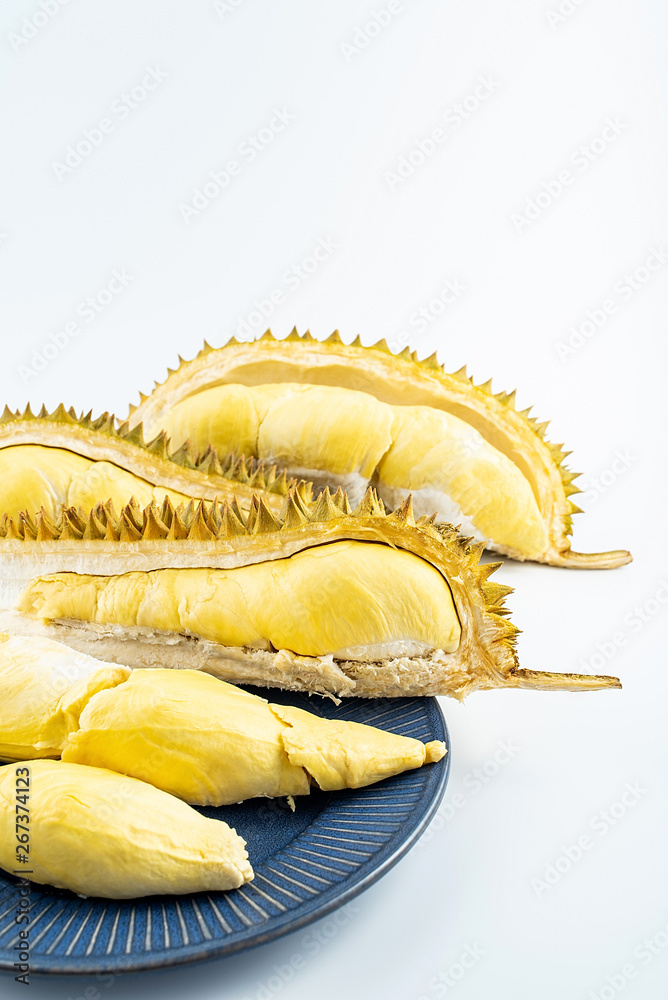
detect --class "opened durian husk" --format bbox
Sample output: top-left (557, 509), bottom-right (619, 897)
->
top-left (0, 402), bottom-right (307, 521)
top-left (0, 487), bottom-right (620, 699)
top-left (126, 329), bottom-right (631, 569)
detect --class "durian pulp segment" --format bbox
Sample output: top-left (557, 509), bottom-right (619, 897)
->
top-left (17, 540), bottom-right (462, 659)
top-left (257, 385), bottom-right (394, 478)
top-left (63, 670), bottom-right (311, 805)
top-left (0, 633), bottom-right (130, 761)
top-left (67, 460), bottom-right (191, 512)
top-left (62, 669), bottom-right (446, 805)
top-left (0, 445), bottom-right (192, 519)
top-left (272, 703), bottom-right (446, 791)
top-left (159, 383), bottom-right (544, 555)
top-left (0, 759), bottom-right (253, 897)
top-left (377, 406), bottom-right (548, 559)
top-left (162, 383), bottom-right (395, 480)
top-left (0, 445), bottom-right (90, 521)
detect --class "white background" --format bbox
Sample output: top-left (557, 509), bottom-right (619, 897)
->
top-left (1, 1), bottom-right (668, 998)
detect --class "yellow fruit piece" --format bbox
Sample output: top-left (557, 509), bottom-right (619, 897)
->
top-left (4, 491), bottom-right (621, 699)
top-left (63, 670), bottom-right (309, 804)
top-left (0, 633), bottom-right (130, 761)
top-left (272, 703), bottom-right (445, 791)
top-left (0, 444), bottom-right (201, 522)
top-left (128, 330), bottom-right (631, 568)
top-left (378, 406), bottom-right (548, 559)
top-left (61, 669), bottom-right (445, 805)
top-left (0, 445), bottom-right (92, 522)
top-left (257, 384), bottom-right (394, 482)
top-left (67, 460), bottom-right (191, 512)
top-left (0, 759), bottom-right (252, 897)
top-left (154, 383), bottom-right (261, 459)
top-left (162, 382), bottom-right (395, 492)
top-left (19, 540), bottom-right (460, 659)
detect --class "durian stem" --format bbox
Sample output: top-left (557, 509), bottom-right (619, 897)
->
top-left (555, 549), bottom-right (633, 569)
top-left (507, 667), bottom-right (621, 692)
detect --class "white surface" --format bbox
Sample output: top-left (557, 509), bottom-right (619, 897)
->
top-left (1, 1), bottom-right (667, 997)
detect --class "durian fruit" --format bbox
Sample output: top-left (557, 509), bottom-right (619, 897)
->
top-left (0, 632), bottom-right (130, 761)
top-left (0, 403), bottom-right (304, 523)
top-left (1, 488), bottom-right (621, 699)
top-left (0, 759), bottom-right (252, 897)
top-left (127, 330), bottom-right (631, 568)
top-left (62, 668), bottom-right (446, 805)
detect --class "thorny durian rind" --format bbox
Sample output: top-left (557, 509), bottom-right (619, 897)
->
top-left (0, 402), bottom-right (306, 519)
top-left (127, 329), bottom-right (631, 569)
top-left (0, 487), bottom-right (621, 699)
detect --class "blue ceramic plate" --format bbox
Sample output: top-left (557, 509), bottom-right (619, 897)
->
top-left (0, 688), bottom-right (449, 975)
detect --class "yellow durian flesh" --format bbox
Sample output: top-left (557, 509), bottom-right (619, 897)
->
top-left (66, 460), bottom-right (191, 512)
top-left (272, 704), bottom-right (446, 791)
top-left (161, 383), bottom-right (260, 458)
top-left (377, 406), bottom-right (549, 559)
top-left (0, 445), bottom-right (192, 521)
top-left (0, 445), bottom-right (92, 520)
top-left (256, 384), bottom-right (393, 479)
top-left (61, 669), bottom-right (445, 805)
top-left (161, 383), bottom-right (394, 482)
top-left (0, 633), bottom-right (130, 761)
top-left (0, 759), bottom-right (252, 897)
top-left (63, 669), bottom-right (311, 805)
top-left (17, 539), bottom-right (461, 659)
